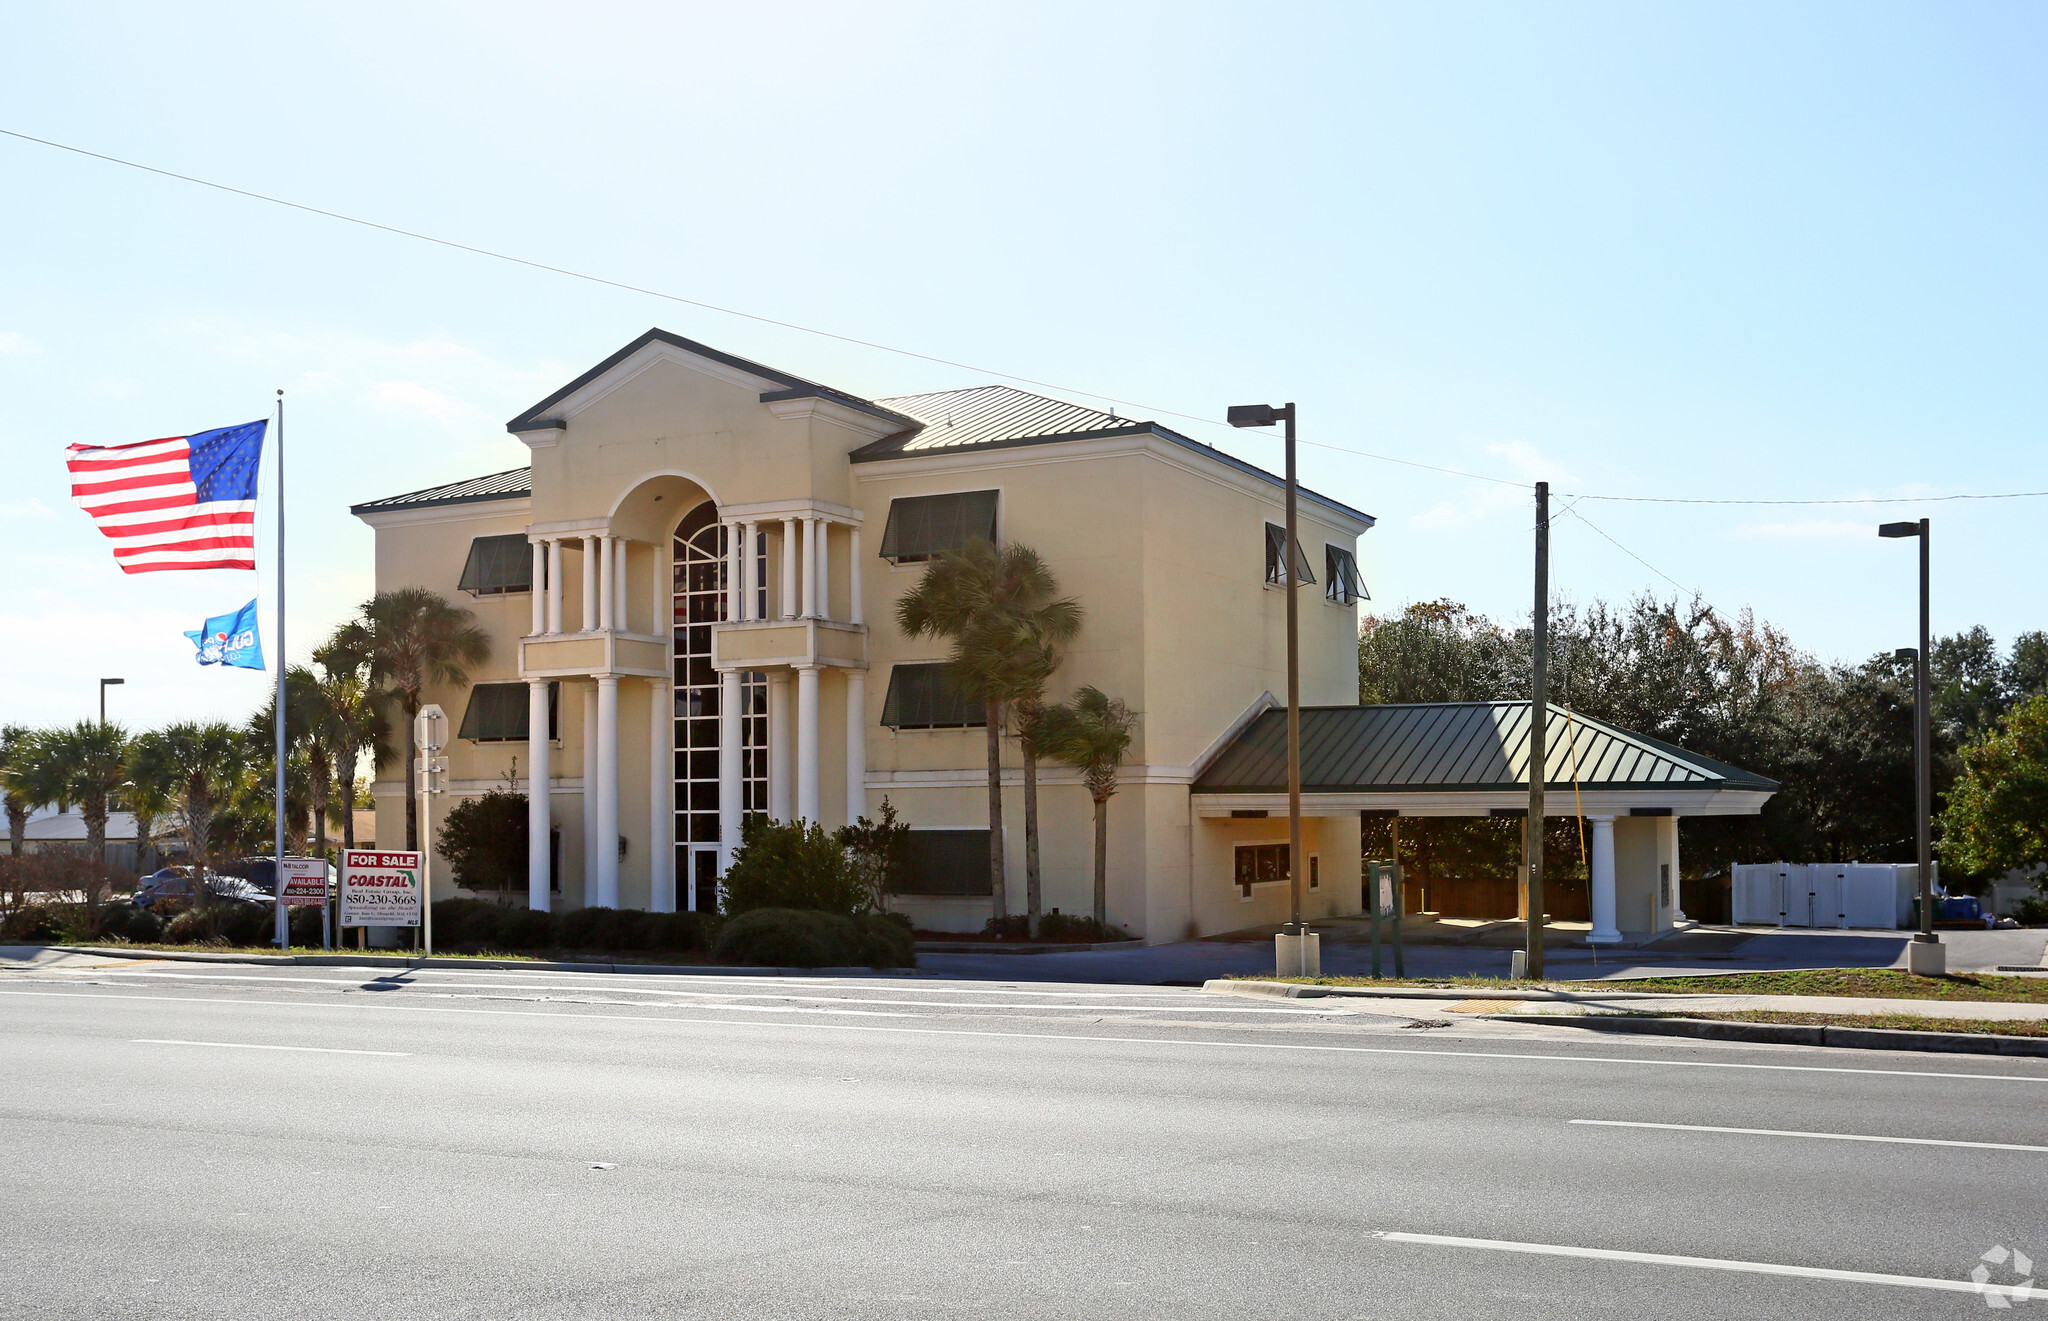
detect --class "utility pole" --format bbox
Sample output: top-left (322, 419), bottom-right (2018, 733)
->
top-left (1524, 481), bottom-right (1548, 980)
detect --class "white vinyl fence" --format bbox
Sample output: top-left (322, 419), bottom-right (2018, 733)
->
top-left (1731, 863), bottom-right (1934, 930)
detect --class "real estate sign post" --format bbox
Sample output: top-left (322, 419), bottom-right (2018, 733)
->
top-left (341, 850), bottom-right (422, 929)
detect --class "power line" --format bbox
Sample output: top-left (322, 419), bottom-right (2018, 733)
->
top-left (1558, 488), bottom-right (2048, 506)
top-left (1563, 506), bottom-right (1697, 598)
top-left (5, 125), bottom-right (2045, 509)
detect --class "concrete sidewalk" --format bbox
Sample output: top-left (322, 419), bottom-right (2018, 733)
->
top-left (1216, 977), bottom-right (2048, 1022)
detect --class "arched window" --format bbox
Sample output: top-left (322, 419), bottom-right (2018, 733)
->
top-left (671, 503), bottom-right (766, 910)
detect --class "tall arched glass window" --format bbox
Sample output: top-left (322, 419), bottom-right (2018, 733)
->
top-left (672, 503), bottom-right (766, 910)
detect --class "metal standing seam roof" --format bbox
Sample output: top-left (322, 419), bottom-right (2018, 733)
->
top-left (350, 467), bottom-right (533, 515)
top-left (853, 384), bottom-right (1375, 527)
top-left (1193, 702), bottom-right (1780, 795)
top-left (867, 385), bottom-right (1134, 452)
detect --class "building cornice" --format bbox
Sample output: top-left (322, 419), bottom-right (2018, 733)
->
top-left (354, 497), bottom-right (532, 530)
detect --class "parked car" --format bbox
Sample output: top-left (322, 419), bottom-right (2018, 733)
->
top-left (130, 867), bottom-right (270, 910)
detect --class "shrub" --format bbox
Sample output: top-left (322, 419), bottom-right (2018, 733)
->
top-left (1037, 912), bottom-right (1131, 943)
top-left (713, 907), bottom-right (914, 969)
top-left (838, 798), bottom-right (910, 913)
top-left (438, 789), bottom-right (529, 892)
top-left (650, 910), bottom-right (711, 954)
top-left (433, 898), bottom-right (511, 950)
top-left (721, 818), bottom-right (867, 917)
top-left (166, 902), bottom-right (271, 947)
top-left (553, 905), bottom-right (611, 950)
top-left (497, 908), bottom-right (556, 950)
top-left (2014, 897), bottom-right (2048, 927)
top-left (852, 912), bottom-right (915, 969)
top-left (96, 903), bottom-right (165, 944)
top-left (1, 903), bottom-right (66, 943)
top-left (981, 912), bottom-right (1131, 943)
top-left (287, 906), bottom-right (326, 946)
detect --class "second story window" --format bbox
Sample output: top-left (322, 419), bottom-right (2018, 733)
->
top-left (458, 534), bottom-right (536, 596)
top-left (458, 682), bottom-right (559, 742)
top-left (1325, 545), bottom-right (1366, 605)
top-left (1263, 523), bottom-right (1315, 588)
top-left (878, 490), bottom-right (999, 564)
top-left (880, 662), bottom-right (987, 729)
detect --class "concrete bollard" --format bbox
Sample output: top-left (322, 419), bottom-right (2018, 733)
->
top-left (1275, 928), bottom-right (1321, 978)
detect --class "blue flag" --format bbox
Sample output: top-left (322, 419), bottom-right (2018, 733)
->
top-left (184, 599), bottom-right (265, 670)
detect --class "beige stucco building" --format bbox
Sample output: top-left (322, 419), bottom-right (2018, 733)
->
top-left (352, 329), bottom-right (1375, 940)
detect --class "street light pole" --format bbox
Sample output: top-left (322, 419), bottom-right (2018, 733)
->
top-left (98, 677), bottom-right (124, 726)
top-left (1879, 517), bottom-right (1941, 974)
top-left (1230, 401), bottom-right (1306, 973)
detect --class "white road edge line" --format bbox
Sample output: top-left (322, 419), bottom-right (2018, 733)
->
top-left (6, 988), bottom-right (2046, 1083)
top-left (1570, 1118), bottom-right (2048, 1152)
top-left (1372, 1230), bottom-right (2048, 1301)
top-left (131, 1038), bottom-right (410, 1057)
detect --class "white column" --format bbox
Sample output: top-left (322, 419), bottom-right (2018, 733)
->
top-left (767, 671), bottom-right (793, 822)
top-left (848, 526), bottom-right (863, 626)
top-left (815, 520), bottom-right (832, 622)
top-left (598, 535), bottom-right (616, 631)
top-left (613, 538), bottom-right (630, 632)
top-left (781, 518), bottom-right (799, 619)
top-left (741, 521), bottom-right (759, 621)
top-left (649, 679), bottom-right (673, 913)
top-left (796, 665), bottom-right (821, 822)
top-left (1588, 814), bottom-right (1620, 944)
top-left (652, 537), bottom-right (669, 642)
top-left (580, 536), bottom-right (598, 632)
top-left (717, 669), bottom-right (743, 868)
top-left (581, 683), bottom-right (598, 895)
top-left (529, 541), bottom-right (546, 635)
top-left (800, 518), bottom-right (818, 618)
top-left (844, 669), bottom-right (866, 827)
top-left (546, 539), bottom-right (563, 634)
top-left (527, 680), bottom-right (551, 912)
top-left (595, 676), bottom-right (620, 908)
top-left (725, 522), bottom-right (743, 623)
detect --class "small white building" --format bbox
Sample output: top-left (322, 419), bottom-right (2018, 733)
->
top-left (20, 806), bottom-right (155, 875)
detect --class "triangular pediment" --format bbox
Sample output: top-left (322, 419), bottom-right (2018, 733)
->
top-left (504, 328), bottom-right (912, 435)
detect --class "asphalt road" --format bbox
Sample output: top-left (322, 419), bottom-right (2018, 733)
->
top-left (6, 955), bottom-right (2048, 1319)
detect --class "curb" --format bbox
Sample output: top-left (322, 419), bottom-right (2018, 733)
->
top-left (1206, 979), bottom-right (1668, 1004)
top-left (1490, 1012), bottom-right (2048, 1058)
top-left (61, 946), bottom-right (912, 977)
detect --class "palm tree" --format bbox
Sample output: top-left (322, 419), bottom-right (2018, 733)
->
top-left (0, 725), bottom-right (36, 857)
top-left (18, 721), bottom-right (132, 898)
top-left (897, 540), bottom-right (1079, 926)
top-left (1037, 686), bottom-right (1135, 928)
top-left (331, 588), bottom-right (490, 851)
top-left (249, 668), bottom-right (327, 858)
top-left (312, 637), bottom-right (387, 853)
top-left (129, 722), bottom-right (248, 887)
top-left (122, 743), bottom-right (176, 873)
top-left (953, 612), bottom-right (1079, 934)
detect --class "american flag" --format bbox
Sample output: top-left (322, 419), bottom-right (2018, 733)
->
top-left (67, 421), bottom-right (267, 573)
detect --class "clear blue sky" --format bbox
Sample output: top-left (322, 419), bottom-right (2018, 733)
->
top-left (3, 1), bottom-right (2042, 730)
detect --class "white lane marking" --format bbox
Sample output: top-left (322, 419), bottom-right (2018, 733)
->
top-left (8, 988), bottom-right (2048, 1083)
top-left (1371, 1230), bottom-right (2048, 1301)
top-left (53, 969), bottom-right (1341, 1014)
top-left (1571, 1118), bottom-right (2048, 1152)
top-left (132, 1038), bottom-right (410, 1057)
top-left (48, 965), bottom-right (1227, 999)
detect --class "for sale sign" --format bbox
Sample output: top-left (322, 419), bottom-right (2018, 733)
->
top-left (341, 850), bottom-right (422, 927)
top-left (279, 858), bottom-right (328, 908)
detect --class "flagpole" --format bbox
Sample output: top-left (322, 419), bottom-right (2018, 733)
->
top-left (273, 389), bottom-right (287, 949)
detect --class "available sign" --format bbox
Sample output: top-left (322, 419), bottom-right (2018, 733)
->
top-left (340, 850), bottom-right (422, 927)
top-left (279, 858), bottom-right (328, 908)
